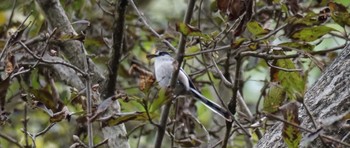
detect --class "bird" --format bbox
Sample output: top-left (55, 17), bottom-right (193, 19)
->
top-left (147, 51), bottom-right (232, 121)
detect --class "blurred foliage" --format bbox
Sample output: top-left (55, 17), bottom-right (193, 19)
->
top-left (0, 0), bottom-right (349, 147)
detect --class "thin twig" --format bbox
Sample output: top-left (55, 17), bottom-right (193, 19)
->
top-left (10, 67), bottom-right (31, 80)
top-left (187, 111), bottom-right (210, 146)
top-left (23, 103), bottom-right (28, 147)
top-left (222, 53), bottom-right (242, 148)
top-left (136, 125), bottom-right (143, 148)
top-left (82, 43), bottom-right (94, 148)
top-left (7, 0), bottom-right (17, 28)
top-left (216, 12), bottom-right (246, 44)
top-left (210, 56), bottom-right (233, 87)
top-left (73, 135), bottom-right (88, 148)
top-left (329, 32), bottom-right (350, 41)
top-left (185, 45), bottom-right (231, 57)
top-left (143, 101), bottom-right (160, 127)
top-left (266, 113), bottom-right (350, 147)
top-left (10, 35), bottom-right (47, 52)
top-left (240, 50), bottom-right (301, 59)
top-left (93, 138), bottom-right (109, 148)
top-left (302, 100), bottom-right (318, 129)
top-left (97, 0), bottom-right (114, 16)
top-left (252, 23), bottom-right (288, 42)
top-left (0, 11), bottom-right (33, 60)
top-left (301, 99), bottom-right (327, 146)
top-left (21, 123), bottom-right (56, 147)
top-left (237, 91), bottom-right (263, 138)
top-left (17, 41), bottom-right (86, 75)
top-left (278, 45), bottom-right (325, 71)
top-left (266, 61), bottom-right (303, 72)
top-left (311, 43), bottom-right (346, 55)
top-left (255, 82), bottom-right (268, 115)
top-left (126, 123), bottom-right (146, 138)
top-left (187, 23), bottom-right (288, 57)
top-left (197, 54), bottom-right (229, 116)
top-left (35, 123), bottom-right (56, 137)
top-left (128, 0), bottom-right (177, 52)
top-left (31, 28), bottom-right (57, 68)
top-left (0, 133), bottom-right (23, 148)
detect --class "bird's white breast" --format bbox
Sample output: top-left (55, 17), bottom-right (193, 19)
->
top-left (154, 55), bottom-right (175, 88)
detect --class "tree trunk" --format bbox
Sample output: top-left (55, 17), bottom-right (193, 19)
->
top-left (256, 44), bottom-right (350, 147)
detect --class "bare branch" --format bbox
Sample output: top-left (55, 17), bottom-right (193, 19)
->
top-left (155, 0), bottom-right (196, 147)
top-left (0, 133), bottom-right (23, 148)
top-left (17, 41), bottom-right (86, 75)
top-left (128, 0), bottom-right (177, 52)
top-left (36, 0), bottom-right (105, 85)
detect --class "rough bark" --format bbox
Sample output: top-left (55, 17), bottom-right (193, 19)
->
top-left (36, 0), bottom-right (105, 86)
top-left (256, 44), bottom-right (350, 147)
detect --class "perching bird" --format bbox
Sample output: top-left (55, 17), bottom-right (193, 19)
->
top-left (147, 51), bottom-right (232, 121)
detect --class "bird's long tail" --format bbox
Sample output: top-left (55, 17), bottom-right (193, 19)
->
top-left (190, 88), bottom-right (232, 121)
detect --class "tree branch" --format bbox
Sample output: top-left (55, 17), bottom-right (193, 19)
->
top-left (155, 0), bottom-right (196, 147)
top-left (100, 0), bottom-right (130, 147)
top-left (35, 0), bottom-right (104, 85)
top-left (256, 43), bottom-right (350, 147)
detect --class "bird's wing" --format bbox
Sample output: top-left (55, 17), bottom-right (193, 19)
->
top-left (179, 68), bottom-right (231, 121)
top-left (179, 68), bottom-right (199, 92)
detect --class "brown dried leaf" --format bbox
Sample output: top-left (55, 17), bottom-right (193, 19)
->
top-left (50, 106), bottom-right (70, 123)
top-left (0, 77), bottom-right (10, 111)
top-left (217, 0), bottom-right (243, 20)
top-left (92, 84), bottom-right (100, 92)
top-left (286, 0), bottom-right (300, 14)
top-left (129, 64), bottom-right (155, 91)
top-left (5, 54), bottom-right (15, 74)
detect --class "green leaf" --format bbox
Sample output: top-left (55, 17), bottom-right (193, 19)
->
top-left (329, 2), bottom-right (350, 27)
top-left (30, 88), bottom-right (57, 112)
top-left (185, 45), bottom-right (200, 56)
top-left (247, 21), bottom-right (269, 37)
top-left (231, 38), bottom-right (247, 49)
top-left (276, 59), bottom-right (305, 100)
top-left (263, 83), bottom-right (286, 113)
top-left (57, 33), bottom-right (85, 42)
top-left (281, 102), bottom-right (302, 148)
top-left (281, 4), bottom-right (289, 14)
top-left (279, 42), bottom-right (315, 51)
top-left (334, 0), bottom-right (350, 6)
top-left (30, 68), bottom-right (40, 89)
top-left (176, 22), bottom-right (201, 36)
top-left (287, 11), bottom-right (320, 26)
top-left (291, 26), bottom-right (334, 42)
top-left (248, 42), bottom-right (259, 50)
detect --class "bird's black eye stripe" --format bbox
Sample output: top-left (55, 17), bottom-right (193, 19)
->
top-left (158, 51), bottom-right (169, 56)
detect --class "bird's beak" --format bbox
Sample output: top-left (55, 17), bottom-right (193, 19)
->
top-left (146, 54), bottom-right (157, 59)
